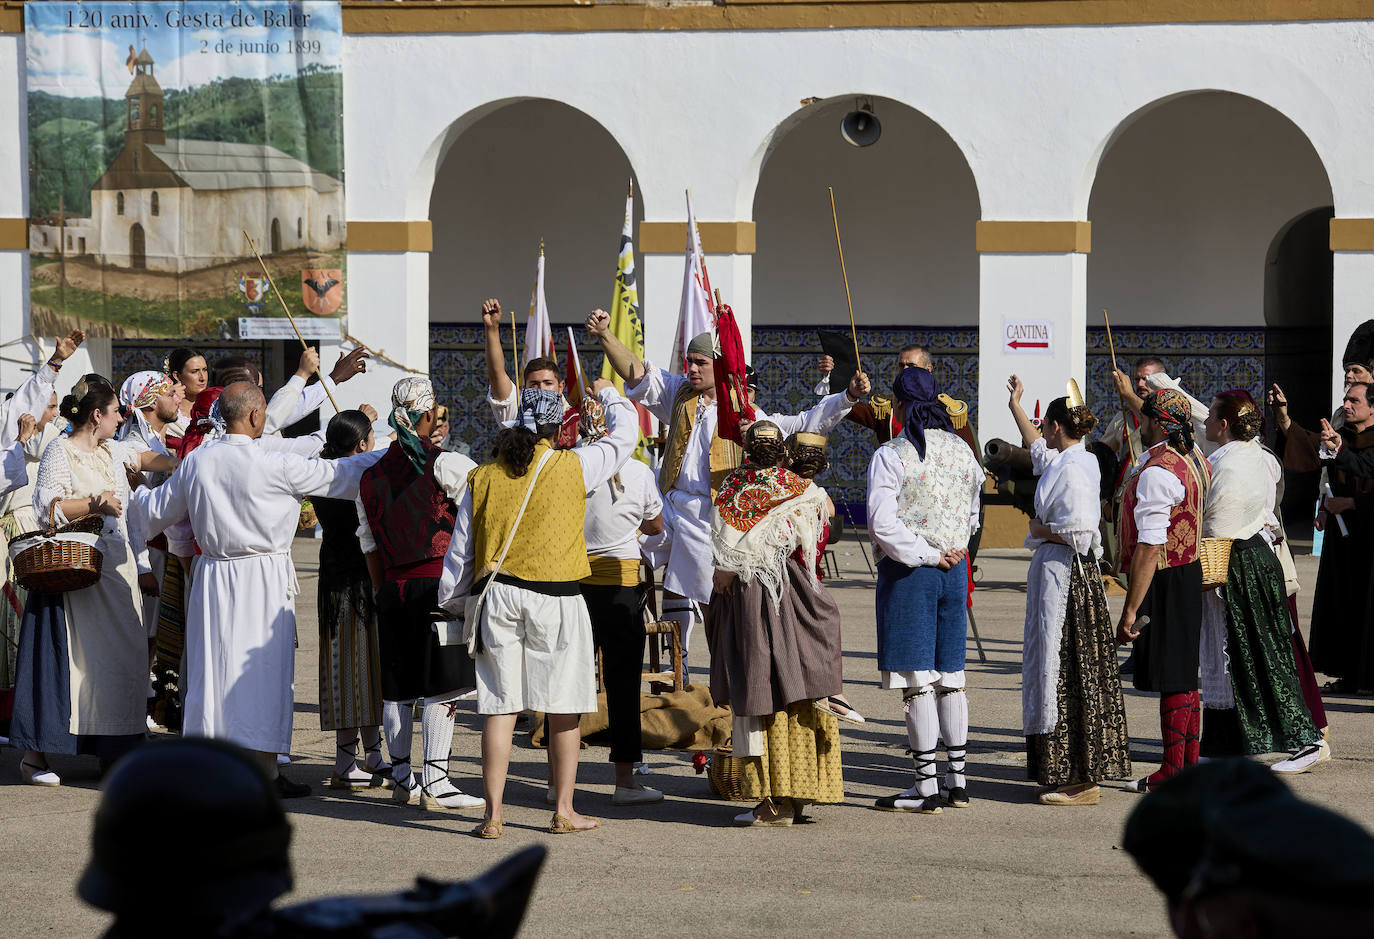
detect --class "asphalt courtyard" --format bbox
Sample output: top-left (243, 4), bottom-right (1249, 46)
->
top-left (2, 538), bottom-right (1370, 937)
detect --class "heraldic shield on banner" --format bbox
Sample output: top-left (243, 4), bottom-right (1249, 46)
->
top-left (301, 269), bottom-right (344, 315)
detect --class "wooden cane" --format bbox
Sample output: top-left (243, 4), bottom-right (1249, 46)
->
top-left (242, 230), bottom-right (340, 412)
top-left (827, 188), bottom-right (862, 374)
top-left (1103, 308), bottom-right (1136, 463)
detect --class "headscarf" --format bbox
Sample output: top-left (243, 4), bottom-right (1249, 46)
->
top-left (502, 388), bottom-right (563, 434)
top-left (687, 331), bottom-right (715, 359)
top-left (578, 395), bottom-right (608, 442)
top-left (178, 386), bottom-right (224, 455)
top-left (117, 370), bottom-right (174, 443)
top-left (892, 366), bottom-right (952, 459)
top-left (1142, 387), bottom-right (1195, 454)
top-left (388, 376), bottom-right (436, 474)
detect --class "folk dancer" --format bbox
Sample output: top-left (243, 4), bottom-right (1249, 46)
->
top-left (1196, 392), bottom-right (1320, 767)
top-left (868, 367), bottom-right (983, 813)
top-left (133, 383), bottom-right (384, 797)
top-left (438, 377), bottom-right (637, 839)
top-left (1116, 389), bottom-right (1211, 793)
top-left (588, 310), bottom-right (864, 682)
top-left (357, 377), bottom-right (484, 811)
top-left (1008, 376), bottom-right (1131, 806)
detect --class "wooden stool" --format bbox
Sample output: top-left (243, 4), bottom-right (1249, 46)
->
top-left (643, 619), bottom-right (684, 693)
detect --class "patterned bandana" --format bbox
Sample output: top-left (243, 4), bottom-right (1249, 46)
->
top-left (1143, 388), bottom-right (1192, 436)
top-left (892, 366), bottom-right (953, 460)
top-left (388, 376), bottom-right (436, 474)
top-left (502, 388), bottom-right (563, 433)
top-left (579, 395), bottom-right (608, 442)
top-left (118, 370), bottom-right (173, 441)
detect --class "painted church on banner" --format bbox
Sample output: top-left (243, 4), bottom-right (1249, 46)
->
top-left (31, 47), bottom-right (344, 273)
top-left (4, 1), bottom-right (1374, 517)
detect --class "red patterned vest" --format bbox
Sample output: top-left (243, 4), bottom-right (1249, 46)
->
top-left (358, 443), bottom-right (456, 574)
top-left (1118, 444), bottom-right (1209, 572)
top-left (556, 407), bottom-right (580, 450)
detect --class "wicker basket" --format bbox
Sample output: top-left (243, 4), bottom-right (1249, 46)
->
top-left (1198, 537), bottom-right (1233, 590)
top-left (706, 746), bottom-right (750, 802)
top-left (9, 504), bottom-right (105, 594)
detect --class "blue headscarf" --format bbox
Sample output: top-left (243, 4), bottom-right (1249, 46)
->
top-left (892, 367), bottom-right (952, 459)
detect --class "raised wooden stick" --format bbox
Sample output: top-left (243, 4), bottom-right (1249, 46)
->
top-left (1103, 308), bottom-right (1135, 463)
top-left (242, 230), bottom-right (340, 412)
top-left (827, 187), bottom-right (862, 374)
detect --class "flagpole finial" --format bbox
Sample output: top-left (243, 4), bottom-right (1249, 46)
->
top-left (539, 238), bottom-right (544, 256)
top-left (628, 178), bottom-right (634, 198)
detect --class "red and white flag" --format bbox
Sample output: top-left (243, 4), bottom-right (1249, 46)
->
top-left (670, 191), bottom-right (715, 375)
top-left (523, 243), bottom-right (556, 366)
top-left (564, 326), bottom-right (588, 402)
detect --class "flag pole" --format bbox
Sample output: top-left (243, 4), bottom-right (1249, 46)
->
top-left (242, 230), bottom-right (339, 412)
top-left (827, 188), bottom-right (862, 375)
top-left (1104, 308), bottom-right (1136, 464)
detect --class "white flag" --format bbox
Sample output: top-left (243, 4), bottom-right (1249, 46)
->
top-left (523, 244), bottom-right (555, 366)
top-left (670, 191), bottom-right (715, 375)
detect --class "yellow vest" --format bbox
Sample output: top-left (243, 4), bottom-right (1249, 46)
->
top-left (467, 439), bottom-right (591, 584)
top-left (657, 384), bottom-right (742, 498)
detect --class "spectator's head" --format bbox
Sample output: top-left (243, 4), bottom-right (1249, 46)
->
top-left (1207, 391), bottom-right (1263, 445)
top-left (1340, 382), bottom-right (1374, 429)
top-left (685, 332), bottom-right (716, 393)
top-left (211, 355), bottom-right (262, 389)
top-left (522, 357), bottom-right (563, 394)
top-left (1133, 356), bottom-right (1167, 399)
top-left (898, 344), bottom-right (933, 372)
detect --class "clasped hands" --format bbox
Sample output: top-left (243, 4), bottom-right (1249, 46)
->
top-left (933, 547), bottom-right (966, 571)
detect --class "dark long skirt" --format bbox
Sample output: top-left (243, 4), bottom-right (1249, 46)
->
top-left (10, 592), bottom-right (141, 758)
top-left (1027, 555), bottom-right (1132, 787)
top-left (1133, 561), bottom-right (1204, 695)
top-left (706, 556), bottom-right (843, 717)
top-left (318, 574), bottom-right (384, 731)
top-left (1307, 511), bottom-right (1374, 688)
top-left (1201, 536), bottom-right (1317, 757)
top-left (375, 576), bottom-right (475, 701)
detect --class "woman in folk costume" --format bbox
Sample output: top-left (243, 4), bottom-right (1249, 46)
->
top-left (707, 422), bottom-right (845, 827)
top-left (439, 379), bottom-right (637, 839)
top-left (357, 377), bottom-right (481, 811)
top-left (12, 379), bottom-right (177, 786)
top-left (164, 348), bottom-right (208, 451)
top-left (1116, 388), bottom-right (1211, 793)
top-left (575, 394), bottom-right (666, 806)
top-left (1197, 392), bottom-right (1320, 762)
top-left (867, 367), bottom-right (983, 814)
top-left (315, 410), bottom-right (389, 789)
top-left (1008, 376), bottom-right (1131, 806)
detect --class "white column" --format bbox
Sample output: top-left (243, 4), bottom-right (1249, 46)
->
top-left (977, 252), bottom-right (1087, 446)
top-left (341, 251), bottom-right (432, 413)
top-left (1332, 251), bottom-right (1374, 408)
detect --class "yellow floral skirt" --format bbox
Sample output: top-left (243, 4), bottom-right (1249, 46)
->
top-left (739, 702), bottom-right (844, 804)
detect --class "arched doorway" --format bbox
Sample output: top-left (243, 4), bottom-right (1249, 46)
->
top-left (1086, 91), bottom-right (1333, 531)
top-left (270, 217), bottom-right (282, 254)
top-left (750, 95), bottom-right (980, 508)
top-left (130, 222), bottom-right (146, 270)
top-left (426, 98), bottom-right (641, 462)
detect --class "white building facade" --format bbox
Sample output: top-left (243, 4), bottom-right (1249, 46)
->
top-left (2, 2), bottom-right (1372, 459)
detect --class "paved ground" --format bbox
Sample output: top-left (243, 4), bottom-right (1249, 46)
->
top-left (2, 537), bottom-right (1370, 937)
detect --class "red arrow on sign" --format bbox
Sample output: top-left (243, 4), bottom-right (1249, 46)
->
top-left (1007, 340), bottom-right (1049, 349)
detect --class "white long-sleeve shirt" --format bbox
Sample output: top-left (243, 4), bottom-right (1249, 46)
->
top-left (1129, 443), bottom-right (1186, 546)
top-left (438, 386), bottom-right (637, 606)
top-left (264, 374), bottom-right (339, 435)
top-left (628, 361), bottom-right (854, 497)
top-left (1, 362), bottom-right (57, 450)
top-left (866, 432), bottom-right (982, 567)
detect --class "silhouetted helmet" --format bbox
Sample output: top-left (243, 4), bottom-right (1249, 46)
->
top-left (79, 739), bottom-right (292, 919)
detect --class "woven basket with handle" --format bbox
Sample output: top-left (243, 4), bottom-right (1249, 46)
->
top-left (1198, 537), bottom-right (1233, 590)
top-left (9, 500), bottom-right (105, 594)
top-left (707, 746), bottom-right (750, 802)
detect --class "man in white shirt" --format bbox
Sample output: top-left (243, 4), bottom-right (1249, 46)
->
top-left (133, 382), bottom-right (384, 798)
top-left (479, 298), bottom-right (580, 448)
top-left (587, 310), bottom-right (867, 683)
top-left (576, 394), bottom-right (664, 804)
top-left (867, 366), bottom-right (982, 814)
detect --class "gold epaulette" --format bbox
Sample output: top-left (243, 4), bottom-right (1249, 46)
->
top-left (939, 393), bottom-right (969, 430)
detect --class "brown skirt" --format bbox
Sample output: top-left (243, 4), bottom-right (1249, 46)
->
top-left (1026, 556), bottom-right (1132, 787)
top-left (706, 556), bottom-right (843, 717)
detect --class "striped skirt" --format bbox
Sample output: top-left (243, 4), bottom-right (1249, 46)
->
top-left (318, 575), bottom-right (383, 731)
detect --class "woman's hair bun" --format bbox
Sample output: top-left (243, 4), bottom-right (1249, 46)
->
top-left (59, 393), bottom-right (81, 420)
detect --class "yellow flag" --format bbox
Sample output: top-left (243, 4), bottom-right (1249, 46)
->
top-left (603, 184), bottom-right (653, 460)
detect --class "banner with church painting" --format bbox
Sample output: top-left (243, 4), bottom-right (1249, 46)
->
top-left (25, 2), bottom-right (345, 340)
